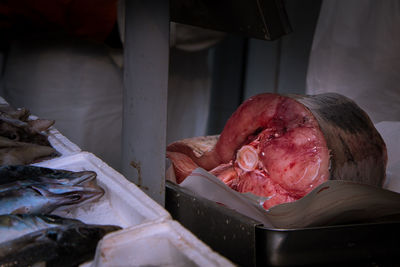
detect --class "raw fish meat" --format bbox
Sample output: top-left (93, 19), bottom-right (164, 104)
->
top-left (167, 93), bottom-right (387, 209)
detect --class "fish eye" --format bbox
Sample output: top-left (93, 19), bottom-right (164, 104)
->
top-left (69, 194), bottom-right (82, 201)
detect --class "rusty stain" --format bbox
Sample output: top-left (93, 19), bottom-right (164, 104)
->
top-left (160, 177), bottom-right (165, 196)
top-left (100, 250), bottom-right (107, 260)
top-left (317, 186), bottom-right (330, 194)
top-left (130, 160), bottom-right (149, 191)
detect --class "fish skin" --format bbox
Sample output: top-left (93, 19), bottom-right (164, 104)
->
top-left (0, 165), bottom-right (97, 186)
top-left (0, 117), bottom-right (52, 147)
top-left (0, 103), bottom-right (54, 147)
top-left (0, 176), bottom-right (96, 193)
top-left (0, 104), bottom-right (29, 121)
top-left (27, 119), bottom-right (55, 133)
top-left (0, 224), bottom-right (121, 267)
top-left (0, 176), bottom-right (99, 193)
top-left (0, 137), bottom-right (58, 165)
top-left (0, 214), bottom-right (84, 243)
top-left (291, 93), bottom-right (387, 187)
top-left (0, 183), bottom-right (104, 215)
top-left (0, 103), bottom-right (56, 165)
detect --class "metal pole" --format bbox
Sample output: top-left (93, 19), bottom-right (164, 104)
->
top-left (122, 0), bottom-right (169, 205)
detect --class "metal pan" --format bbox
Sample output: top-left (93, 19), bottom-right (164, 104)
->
top-left (166, 181), bottom-right (400, 266)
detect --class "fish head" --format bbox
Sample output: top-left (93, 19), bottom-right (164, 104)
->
top-left (37, 170), bottom-right (97, 186)
top-left (29, 183), bottom-right (105, 210)
top-left (74, 224), bottom-right (122, 238)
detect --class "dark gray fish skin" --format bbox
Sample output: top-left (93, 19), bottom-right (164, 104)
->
top-left (0, 214), bottom-right (84, 243)
top-left (0, 116), bottom-right (53, 147)
top-left (0, 136), bottom-right (58, 165)
top-left (0, 165), bottom-right (97, 186)
top-left (0, 103), bottom-right (56, 165)
top-left (0, 183), bottom-right (104, 215)
top-left (28, 119), bottom-right (55, 133)
top-left (0, 104), bottom-right (29, 121)
top-left (0, 224), bottom-right (121, 267)
top-left (291, 93), bottom-right (387, 186)
top-left (0, 103), bottom-right (54, 147)
top-left (0, 175), bottom-right (97, 193)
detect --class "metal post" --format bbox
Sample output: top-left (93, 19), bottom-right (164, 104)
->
top-left (122, 0), bottom-right (169, 205)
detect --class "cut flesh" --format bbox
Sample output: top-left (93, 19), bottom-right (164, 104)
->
top-left (167, 93), bottom-right (387, 210)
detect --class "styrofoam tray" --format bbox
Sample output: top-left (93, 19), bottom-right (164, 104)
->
top-left (27, 113), bottom-right (82, 158)
top-left (34, 152), bottom-right (171, 228)
top-left (45, 126), bottom-right (81, 156)
top-left (92, 220), bottom-right (235, 267)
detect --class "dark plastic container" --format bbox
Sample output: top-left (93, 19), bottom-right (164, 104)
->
top-left (166, 181), bottom-right (400, 266)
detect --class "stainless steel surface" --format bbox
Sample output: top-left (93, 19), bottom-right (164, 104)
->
top-left (122, 0), bottom-right (169, 205)
top-left (166, 181), bottom-right (400, 266)
top-left (256, 222), bottom-right (400, 266)
top-left (166, 181), bottom-right (260, 266)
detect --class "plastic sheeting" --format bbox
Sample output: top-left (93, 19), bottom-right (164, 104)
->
top-left (306, 0), bottom-right (400, 123)
top-left (167, 48), bottom-right (211, 145)
top-left (1, 29), bottom-right (218, 171)
top-left (2, 37), bottom-right (124, 170)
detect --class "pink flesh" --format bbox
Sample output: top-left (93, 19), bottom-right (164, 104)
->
top-left (213, 95), bottom-right (330, 209)
top-left (168, 94), bottom-right (330, 210)
top-left (166, 152), bottom-right (198, 184)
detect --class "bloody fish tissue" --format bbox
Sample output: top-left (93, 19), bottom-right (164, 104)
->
top-left (167, 93), bottom-right (387, 209)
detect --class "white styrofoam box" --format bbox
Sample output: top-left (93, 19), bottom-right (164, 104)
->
top-left (26, 113), bottom-right (81, 157)
top-left (0, 97), bottom-right (8, 105)
top-left (92, 220), bottom-right (235, 267)
top-left (34, 152), bottom-right (171, 228)
top-left (45, 126), bottom-right (81, 156)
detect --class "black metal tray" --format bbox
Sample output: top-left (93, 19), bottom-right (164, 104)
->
top-left (165, 181), bottom-right (400, 266)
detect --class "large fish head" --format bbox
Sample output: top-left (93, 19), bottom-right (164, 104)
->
top-left (30, 183), bottom-right (105, 210)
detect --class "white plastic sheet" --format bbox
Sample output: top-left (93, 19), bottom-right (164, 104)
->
top-left (2, 38), bottom-right (124, 171)
top-left (180, 168), bottom-right (273, 227)
top-left (306, 0), bottom-right (400, 123)
top-left (1, 33), bottom-right (216, 171)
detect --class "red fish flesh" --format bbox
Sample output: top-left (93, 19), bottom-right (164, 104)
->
top-left (167, 93), bottom-right (387, 209)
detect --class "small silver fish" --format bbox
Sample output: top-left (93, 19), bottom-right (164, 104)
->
top-left (0, 165), bottom-right (97, 186)
top-left (0, 182), bottom-right (104, 215)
